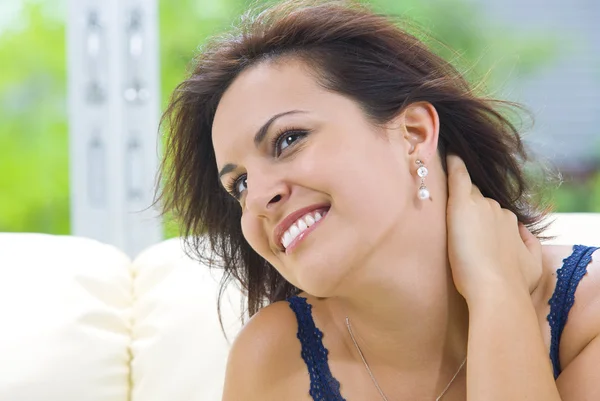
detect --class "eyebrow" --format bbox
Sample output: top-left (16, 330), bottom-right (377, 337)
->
top-left (217, 109), bottom-right (306, 180)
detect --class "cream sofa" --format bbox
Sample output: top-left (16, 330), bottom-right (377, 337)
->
top-left (0, 213), bottom-right (598, 401)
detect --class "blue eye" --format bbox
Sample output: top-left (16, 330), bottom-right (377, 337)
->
top-left (235, 176), bottom-right (247, 195)
top-left (224, 174), bottom-right (247, 200)
top-left (273, 129), bottom-right (308, 157)
top-left (278, 134), bottom-right (299, 153)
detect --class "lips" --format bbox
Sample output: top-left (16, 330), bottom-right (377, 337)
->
top-left (273, 203), bottom-right (330, 251)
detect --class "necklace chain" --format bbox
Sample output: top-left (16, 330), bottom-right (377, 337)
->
top-left (345, 317), bottom-right (467, 401)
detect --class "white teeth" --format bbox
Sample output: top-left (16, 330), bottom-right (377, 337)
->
top-left (290, 224), bottom-right (300, 237)
top-left (297, 219), bottom-right (308, 231)
top-left (305, 215), bottom-right (315, 226)
top-left (280, 209), bottom-right (328, 249)
top-left (282, 232), bottom-right (292, 249)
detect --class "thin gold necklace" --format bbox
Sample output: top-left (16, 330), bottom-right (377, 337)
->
top-left (345, 317), bottom-right (467, 401)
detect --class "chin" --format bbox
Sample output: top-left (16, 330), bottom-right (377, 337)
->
top-left (289, 250), bottom-right (353, 299)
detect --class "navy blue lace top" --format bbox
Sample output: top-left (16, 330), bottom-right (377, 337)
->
top-left (287, 244), bottom-right (599, 400)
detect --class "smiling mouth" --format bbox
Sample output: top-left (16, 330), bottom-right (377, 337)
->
top-left (281, 207), bottom-right (329, 254)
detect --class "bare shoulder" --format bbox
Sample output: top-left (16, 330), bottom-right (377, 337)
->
top-left (540, 243), bottom-right (600, 371)
top-left (221, 299), bottom-right (310, 401)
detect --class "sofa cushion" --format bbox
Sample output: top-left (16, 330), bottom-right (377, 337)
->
top-left (543, 213), bottom-right (600, 246)
top-left (0, 233), bottom-right (132, 401)
top-left (129, 238), bottom-right (243, 401)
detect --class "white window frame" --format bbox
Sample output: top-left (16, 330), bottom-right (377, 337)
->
top-left (67, 0), bottom-right (163, 257)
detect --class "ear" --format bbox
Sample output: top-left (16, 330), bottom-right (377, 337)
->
top-left (391, 102), bottom-right (440, 161)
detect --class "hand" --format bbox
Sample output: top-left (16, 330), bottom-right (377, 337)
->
top-left (445, 154), bottom-right (543, 303)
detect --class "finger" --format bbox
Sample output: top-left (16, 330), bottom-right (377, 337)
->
top-left (447, 154), bottom-right (472, 201)
top-left (471, 184), bottom-right (483, 198)
top-left (502, 208), bottom-right (518, 224)
top-left (487, 198), bottom-right (501, 210)
top-left (518, 222), bottom-right (542, 259)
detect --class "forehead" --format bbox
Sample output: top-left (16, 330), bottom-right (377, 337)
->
top-left (212, 60), bottom-right (324, 160)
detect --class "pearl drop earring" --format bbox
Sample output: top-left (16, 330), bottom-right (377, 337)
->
top-left (416, 159), bottom-right (430, 200)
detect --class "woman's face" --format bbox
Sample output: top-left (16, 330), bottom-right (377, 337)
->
top-left (212, 59), bottom-right (440, 297)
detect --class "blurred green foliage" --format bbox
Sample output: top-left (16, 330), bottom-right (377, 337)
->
top-left (0, 3), bottom-right (69, 233)
top-left (0, 0), bottom-right (598, 237)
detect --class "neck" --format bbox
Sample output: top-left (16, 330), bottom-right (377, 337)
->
top-left (328, 218), bottom-right (469, 372)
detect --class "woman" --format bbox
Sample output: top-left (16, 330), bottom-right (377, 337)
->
top-left (157, 1), bottom-right (600, 399)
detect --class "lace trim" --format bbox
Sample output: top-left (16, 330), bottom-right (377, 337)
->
top-left (287, 296), bottom-right (346, 401)
top-left (547, 245), bottom-right (599, 379)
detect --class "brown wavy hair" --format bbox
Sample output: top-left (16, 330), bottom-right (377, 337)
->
top-left (156, 0), bottom-right (553, 324)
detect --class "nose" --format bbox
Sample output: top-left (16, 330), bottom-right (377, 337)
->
top-left (244, 169), bottom-right (288, 216)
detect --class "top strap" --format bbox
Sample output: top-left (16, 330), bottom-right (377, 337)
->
top-left (547, 245), bottom-right (599, 379)
top-left (287, 295), bottom-right (346, 401)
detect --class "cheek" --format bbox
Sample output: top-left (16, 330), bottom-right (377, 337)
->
top-left (240, 215), bottom-right (271, 258)
top-left (328, 140), bottom-right (412, 226)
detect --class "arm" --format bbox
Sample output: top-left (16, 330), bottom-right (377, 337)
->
top-left (221, 301), bottom-right (304, 401)
top-left (466, 285), bottom-right (561, 400)
top-left (444, 155), bottom-right (600, 400)
top-left (466, 249), bottom-right (600, 400)
top-left (221, 325), bottom-right (266, 401)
